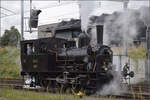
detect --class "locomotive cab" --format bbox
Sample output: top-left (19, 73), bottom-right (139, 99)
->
top-left (20, 38), bottom-right (67, 74)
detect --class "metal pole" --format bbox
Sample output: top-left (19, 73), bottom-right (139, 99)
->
top-left (0, 0), bottom-right (1, 37)
top-left (146, 25), bottom-right (150, 80)
top-left (123, 0), bottom-right (129, 57)
top-left (145, 25), bottom-right (148, 80)
top-left (147, 26), bottom-right (150, 80)
top-left (146, 26), bottom-right (148, 80)
top-left (149, 0), bottom-right (150, 80)
top-left (149, 26), bottom-right (150, 81)
top-left (21, 0), bottom-right (24, 40)
top-left (145, 0), bottom-right (150, 81)
top-left (30, 0), bottom-right (32, 33)
top-left (149, 0), bottom-right (150, 8)
top-left (119, 55), bottom-right (122, 72)
top-left (144, 0), bottom-right (150, 81)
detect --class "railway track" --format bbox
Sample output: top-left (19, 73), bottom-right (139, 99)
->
top-left (94, 93), bottom-right (150, 100)
top-left (0, 78), bottom-right (23, 85)
top-left (111, 92), bottom-right (150, 100)
top-left (0, 78), bottom-right (150, 100)
top-left (0, 78), bottom-right (23, 89)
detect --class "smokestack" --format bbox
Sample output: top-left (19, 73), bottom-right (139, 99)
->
top-left (96, 25), bottom-right (103, 45)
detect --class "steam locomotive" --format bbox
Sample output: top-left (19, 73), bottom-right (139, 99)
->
top-left (20, 19), bottom-right (114, 94)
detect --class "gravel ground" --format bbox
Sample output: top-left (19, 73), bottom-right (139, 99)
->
top-left (0, 97), bottom-right (5, 100)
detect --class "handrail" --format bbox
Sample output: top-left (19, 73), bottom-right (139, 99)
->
top-left (48, 49), bottom-right (74, 62)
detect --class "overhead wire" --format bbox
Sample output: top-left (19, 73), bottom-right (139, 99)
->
top-left (1, 0), bottom-right (150, 18)
top-left (0, 6), bottom-right (17, 18)
top-left (1, 12), bottom-right (8, 16)
top-left (1, 1), bottom-right (77, 18)
top-left (0, 6), bottom-right (16, 14)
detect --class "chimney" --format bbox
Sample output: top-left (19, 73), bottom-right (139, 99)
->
top-left (96, 25), bottom-right (103, 45)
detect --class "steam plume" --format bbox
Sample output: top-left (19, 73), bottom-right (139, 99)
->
top-left (97, 71), bottom-right (126, 95)
top-left (78, 1), bottom-right (150, 95)
top-left (105, 7), bottom-right (150, 46)
top-left (78, 1), bottom-right (97, 32)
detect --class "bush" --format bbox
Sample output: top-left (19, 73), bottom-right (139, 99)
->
top-left (0, 26), bottom-right (20, 46)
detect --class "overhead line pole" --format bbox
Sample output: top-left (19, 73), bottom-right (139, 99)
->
top-left (148, 0), bottom-right (150, 80)
top-left (149, 0), bottom-right (150, 8)
top-left (21, 0), bottom-right (24, 40)
top-left (145, 0), bottom-right (150, 81)
top-left (0, 0), bottom-right (1, 37)
top-left (30, 0), bottom-right (32, 33)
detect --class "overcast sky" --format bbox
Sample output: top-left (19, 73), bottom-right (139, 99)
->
top-left (1, 0), bottom-right (149, 39)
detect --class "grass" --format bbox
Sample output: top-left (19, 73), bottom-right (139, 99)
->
top-left (112, 45), bottom-right (146, 59)
top-left (128, 46), bottom-right (146, 61)
top-left (0, 88), bottom-right (82, 100)
top-left (0, 88), bottom-right (120, 100)
top-left (0, 46), bottom-right (21, 78)
top-left (0, 87), bottom-right (145, 100)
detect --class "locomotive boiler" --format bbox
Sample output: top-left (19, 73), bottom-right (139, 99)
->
top-left (20, 19), bottom-right (114, 94)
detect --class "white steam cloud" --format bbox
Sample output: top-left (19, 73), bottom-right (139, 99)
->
top-left (98, 71), bottom-right (127, 95)
top-left (78, 1), bottom-right (97, 32)
top-left (105, 7), bottom-right (150, 46)
top-left (139, 7), bottom-right (150, 26)
top-left (105, 10), bottom-right (139, 45)
top-left (98, 7), bottom-right (150, 95)
top-left (78, 0), bottom-right (150, 95)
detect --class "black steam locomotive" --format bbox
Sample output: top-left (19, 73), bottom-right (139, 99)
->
top-left (20, 19), bottom-right (113, 94)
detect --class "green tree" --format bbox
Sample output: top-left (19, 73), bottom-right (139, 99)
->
top-left (0, 26), bottom-right (20, 46)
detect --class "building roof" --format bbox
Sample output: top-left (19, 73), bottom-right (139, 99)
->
top-left (38, 23), bottom-right (58, 32)
top-left (89, 14), bottom-right (110, 24)
top-left (55, 19), bottom-right (81, 31)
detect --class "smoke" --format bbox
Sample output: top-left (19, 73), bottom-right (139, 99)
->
top-left (139, 7), bottom-right (150, 27)
top-left (104, 7), bottom-right (150, 46)
top-left (97, 7), bottom-right (150, 95)
top-left (130, 59), bottom-right (146, 84)
top-left (97, 70), bottom-right (127, 95)
top-left (78, 1), bottom-right (150, 95)
top-left (105, 10), bottom-right (138, 45)
top-left (78, 1), bottom-right (97, 32)
top-left (78, 1), bottom-right (99, 46)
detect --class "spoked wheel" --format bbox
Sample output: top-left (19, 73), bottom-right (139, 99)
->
top-left (72, 84), bottom-right (79, 93)
top-left (56, 83), bottom-right (68, 93)
top-left (84, 89), bottom-right (96, 95)
top-left (71, 83), bottom-right (84, 94)
top-left (40, 80), bottom-right (49, 89)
